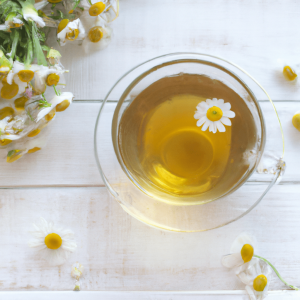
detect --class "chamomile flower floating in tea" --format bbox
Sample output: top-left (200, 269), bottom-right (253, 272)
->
top-left (29, 217), bottom-right (77, 266)
top-left (222, 233), bottom-right (299, 298)
top-left (292, 111), bottom-right (300, 131)
top-left (194, 98), bottom-right (235, 133)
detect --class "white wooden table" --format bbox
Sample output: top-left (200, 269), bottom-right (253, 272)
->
top-left (1, 1), bottom-right (300, 299)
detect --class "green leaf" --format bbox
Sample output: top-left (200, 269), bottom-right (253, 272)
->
top-left (31, 22), bottom-right (47, 66)
top-left (10, 28), bottom-right (19, 60)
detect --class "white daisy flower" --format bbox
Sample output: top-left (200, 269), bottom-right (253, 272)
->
top-left (222, 233), bottom-right (257, 268)
top-left (28, 217), bottom-right (77, 266)
top-left (81, 0), bottom-right (119, 22)
top-left (33, 64), bottom-right (67, 95)
top-left (222, 233), bottom-right (299, 299)
top-left (237, 258), bottom-right (272, 300)
top-left (57, 19), bottom-right (85, 46)
top-left (81, 15), bottom-right (112, 53)
top-left (194, 98), bottom-right (235, 133)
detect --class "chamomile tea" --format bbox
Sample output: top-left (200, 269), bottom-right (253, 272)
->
top-left (116, 73), bottom-right (260, 204)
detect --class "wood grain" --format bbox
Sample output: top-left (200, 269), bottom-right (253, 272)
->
top-left (1, 291), bottom-right (300, 300)
top-left (0, 185), bottom-right (299, 291)
top-left (58, 0), bottom-right (300, 101)
top-left (0, 101), bottom-right (298, 187)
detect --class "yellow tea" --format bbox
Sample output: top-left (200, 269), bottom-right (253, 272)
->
top-left (117, 74), bottom-right (258, 204)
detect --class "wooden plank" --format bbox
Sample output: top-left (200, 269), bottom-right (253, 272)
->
top-left (0, 101), bottom-right (298, 187)
top-left (58, 0), bottom-right (300, 100)
top-left (0, 185), bottom-right (299, 291)
top-left (0, 291), bottom-right (299, 300)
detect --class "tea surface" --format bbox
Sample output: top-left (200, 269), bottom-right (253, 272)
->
top-left (117, 74), bottom-right (258, 204)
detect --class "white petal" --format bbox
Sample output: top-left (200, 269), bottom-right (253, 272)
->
top-left (245, 285), bottom-right (257, 300)
top-left (216, 121), bottom-right (225, 132)
top-left (194, 111), bottom-right (204, 119)
top-left (212, 98), bottom-right (218, 106)
top-left (217, 99), bottom-right (224, 106)
top-left (209, 121), bottom-right (216, 133)
top-left (24, 14), bottom-right (45, 27)
top-left (201, 120), bottom-right (210, 131)
top-left (12, 61), bottom-right (25, 73)
top-left (197, 101), bottom-right (209, 110)
top-left (220, 117), bottom-right (231, 126)
top-left (222, 102), bottom-right (231, 111)
top-left (196, 116), bottom-right (207, 127)
top-left (230, 232), bottom-right (256, 253)
top-left (206, 99), bottom-right (213, 107)
top-left (6, 71), bottom-right (14, 84)
top-left (221, 253), bottom-right (244, 268)
top-left (223, 110), bottom-right (236, 118)
top-left (0, 24), bottom-right (8, 31)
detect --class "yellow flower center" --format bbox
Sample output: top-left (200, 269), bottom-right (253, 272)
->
top-left (57, 19), bottom-right (69, 34)
top-left (0, 139), bottom-right (12, 146)
top-left (45, 109), bottom-right (56, 122)
top-left (28, 147), bottom-right (41, 154)
top-left (46, 73), bottom-right (60, 86)
top-left (18, 70), bottom-right (34, 83)
top-left (1, 78), bottom-right (19, 99)
top-left (69, 10), bottom-right (74, 13)
top-left (28, 129), bottom-right (41, 137)
top-left (66, 29), bottom-right (79, 41)
top-left (89, 2), bottom-right (106, 16)
top-left (253, 274), bottom-right (268, 292)
top-left (44, 233), bottom-right (62, 250)
top-left (206, 106), bottom-right (223, 121)
top-left (0, 107), bottom-right (14, 120)
top-left (292, 113), bottom-right (300, 131)
top-left (283, 65), bottom-right (297, 81)
top-left (88, 26), bottom-right (103, 43)
top-left (240, 244), bottom-right (254, 263)
top-left (56, 100), bottom-right (70, 112)
top-left (14, 96), bottom-right (28, 111)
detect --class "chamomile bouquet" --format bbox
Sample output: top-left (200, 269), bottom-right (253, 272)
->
top-left (0, 0), bottom-right (119, 163)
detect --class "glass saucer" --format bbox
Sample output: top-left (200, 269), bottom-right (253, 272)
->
top-left (94, 53), bottom-right (285, 232)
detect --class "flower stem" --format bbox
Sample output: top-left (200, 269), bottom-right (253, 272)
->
top-left (254, 255), bottom-right (299, 290)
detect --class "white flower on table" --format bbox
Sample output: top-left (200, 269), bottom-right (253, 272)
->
top-left (222, 233), bottom-right (256, 268)
top-left (237, 258), bottom-right (272, 300)
top-left (28, 217), bottom-right (77, 266)
top-left (194, 98), bottom-right (235, 133)
top-left (222, 233), bottom-right (299, 300)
